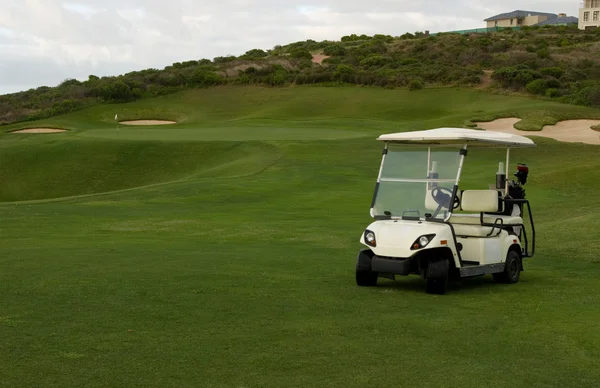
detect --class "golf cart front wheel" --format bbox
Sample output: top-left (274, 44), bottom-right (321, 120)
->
top-left (426, 258), bottom-right (449, 295)
top-left (356, 249), bottom-right (378, 287)
top-left (493, 251), bottom-right (521, 284)
top-left (356, 270), bottom-right (378, 287)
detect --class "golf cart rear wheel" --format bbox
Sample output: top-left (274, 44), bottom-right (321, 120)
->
top-left (356, 249), bottom-right (378, 287)
top-left (493, 251), bottom-right (521, 284)
top-left (426, 258), bottom-right (449, 295)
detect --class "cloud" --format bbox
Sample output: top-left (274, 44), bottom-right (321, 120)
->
top-left (0, 0), bottom-right (581, 94)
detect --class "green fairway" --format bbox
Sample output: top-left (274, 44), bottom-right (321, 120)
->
top-left (2, 86), bottom-right (600, 387)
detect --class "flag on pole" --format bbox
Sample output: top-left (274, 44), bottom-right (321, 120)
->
top-left (115, 114), bottom-right (118, 121)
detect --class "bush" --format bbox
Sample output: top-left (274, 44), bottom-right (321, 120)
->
top-left (492, 66), bottom-right (542, 89)
top-left (546, 78), bottom-right (561, 89)
top-left (408, 79), bottom-right (423, 91)
top-left (545, 88), bottom-right (561, 98)
top-left (323, 44), bottom-right (346, 56)
top-left (289, 48), bottom-right (312, 60)
top-left (360, 55), bottom-right (391, 68)
top-left (240, 49), bottom-right (268, 59)
top-left (570, 82), bottom-right (600, 107)
top-left (526, 79), bottom-right (548, 95)
top-left (334, 64), bottom-right (355, 82)
top-left (540, 67), bottom-right (565, 79)
top-left (213, 56), bottom-right (236, 63)
top-left (536, 48), bottom-right (550, 58)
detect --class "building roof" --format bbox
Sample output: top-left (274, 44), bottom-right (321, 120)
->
top-left (534, 16), bottom-right (579, 26)
top-left (377, 128), bottom-right (536, 148)
top-left (484, 10), bottom-right (557, 22)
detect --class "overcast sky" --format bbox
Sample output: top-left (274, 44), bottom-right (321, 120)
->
top-left (0, 0), bottom-right (580, 95)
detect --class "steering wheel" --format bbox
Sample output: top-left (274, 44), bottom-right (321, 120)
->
top-left (431, 186), bottom-right (460, 210)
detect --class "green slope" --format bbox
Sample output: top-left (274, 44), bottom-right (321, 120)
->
top-left (0, 140), bottom-right (279, 202)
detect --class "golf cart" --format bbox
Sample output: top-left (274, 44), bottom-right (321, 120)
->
top-left (356, 128), bottom-right (536, 294)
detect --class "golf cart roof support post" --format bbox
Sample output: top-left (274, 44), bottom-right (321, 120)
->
top-left (370, 143), bottom-right (390, 217)
top-left (445, 144), bottom-right (468, 222)
top-left (505, 147), bottom-right (511, 195)
top-left (455, 144), bottom-right (468, 187)
top-left (427, 147), bottom-right (431, 177)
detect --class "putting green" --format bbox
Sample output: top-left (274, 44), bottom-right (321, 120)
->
top-left (77, 126), bottom-right (369, 141)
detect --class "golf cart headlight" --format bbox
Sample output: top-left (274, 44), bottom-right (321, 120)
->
top-left (364, 230), bottom-right (376, 247)
top-left (411, 234), bottom-right (436, 250)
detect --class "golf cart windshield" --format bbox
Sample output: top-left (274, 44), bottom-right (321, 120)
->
top-left (372, 145), bottom-right (461, 221)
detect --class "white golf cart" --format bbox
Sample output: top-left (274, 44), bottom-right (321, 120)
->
top-left (356, 128), bottom-right (536, 294)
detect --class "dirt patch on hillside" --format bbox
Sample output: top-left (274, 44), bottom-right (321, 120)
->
top-left (478, 70), bottom-right (494, 89)
top-left (224, 59), bottom-right (295, 77)
top-left (120, 120), bottom-right (176, 126)
top-left (11, 128), bottom-right (67, 133)
top-left (475, 118), bottom-right (600, 145)
top-left (312, 54), bottom-right (330, 65)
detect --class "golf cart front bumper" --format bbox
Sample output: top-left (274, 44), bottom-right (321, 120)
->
top-left (371, 256), bottom-right (412, 275)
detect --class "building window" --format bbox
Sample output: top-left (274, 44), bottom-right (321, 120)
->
top-left (510, 18), bottom-right (514, 25)
top-left (595, 11), bottom-right (599, 21)
top-left (495, 21), bottom-right (498, 27)
top-left (584, 12), bottom-right (590, 22)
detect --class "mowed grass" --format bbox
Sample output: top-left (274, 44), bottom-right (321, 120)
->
top-left (1, 87), bottom-right (600, 387)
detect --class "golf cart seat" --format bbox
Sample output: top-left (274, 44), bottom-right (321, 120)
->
top-left (449, 190), bottom-right (523, 237)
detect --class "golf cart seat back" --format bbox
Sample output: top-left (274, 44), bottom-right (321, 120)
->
top-left (460, 190), bottom-right (499, 212)
top-left (449, 190), bottom-right (523, 237)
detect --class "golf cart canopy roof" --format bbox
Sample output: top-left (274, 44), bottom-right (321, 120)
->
top-left (377, 128), bottom-right (536, 148)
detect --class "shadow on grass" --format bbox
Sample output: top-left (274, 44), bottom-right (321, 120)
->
top-left (373, 274), bottom-right (532, 295)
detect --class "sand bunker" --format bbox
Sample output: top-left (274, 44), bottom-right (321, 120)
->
top-left (475, 118), bottom-right (600, 145)
top-left (11, 128), bottom-right (67, 133)
top-left (119, 120), bottom-right (176, 126)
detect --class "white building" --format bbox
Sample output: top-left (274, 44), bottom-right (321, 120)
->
top-left (580, 0), bottom-right (600, 30)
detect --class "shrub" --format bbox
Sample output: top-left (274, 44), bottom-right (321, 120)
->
top-left (408, 79), bottom-right (423, 90)
top-left (241, 49), bottom-right (268, 59)
top-left (540, 67), bottom-right (565, 79)
top-left (323, 44), bottom-right (346, 56)
top-left (289, 48), bottom-right (312, 60)
top-left (98, 80), bottom-right (134, 102)
top-left (561, 68), bottom-right (588, 82)
top-left (213, 56), bottom-right (236, 63)
top-left (536, 48), bottom-right (550, 58)
top-left (526, 79), bottom-right (548, 95)
top-left (545, 88), bottom-right (561, 98)
top-left (570, 82), bottom-right (600, 107)
top-left (492, 66), bottom-right (542, 89)
top-left (334, 64), bottom-right (355, 82)
top-left (360, 54), bottom-right (391, 67)
top-left (546, 78), bottom-right (561, 89)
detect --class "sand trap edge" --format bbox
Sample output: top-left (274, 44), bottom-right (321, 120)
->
top-left (11, 128), bottom-right (68, 134)
top-left (474, 118), bottom-right (600, 145)
top-left (119, 120), bottom-right (177, 126)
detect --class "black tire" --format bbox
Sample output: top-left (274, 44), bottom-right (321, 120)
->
top-left (356, 249), bottom-right (378, 287)
top-left (426, 258), bottom-right (449, 295)
top-left (493, 250), bottom-right (521, 284)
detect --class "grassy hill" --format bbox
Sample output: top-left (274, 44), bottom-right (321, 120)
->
top-left (2, 25), bottom-right (600, 125)
top-left (1, 86), bottom-right (600, 387)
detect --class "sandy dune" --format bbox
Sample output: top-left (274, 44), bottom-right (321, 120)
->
top-left (475, 118), bottom-right (600, 145)
top-left (119, 120), bottom-right (176, 126)
top-left (11, 128), bottom-right (67, 133)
